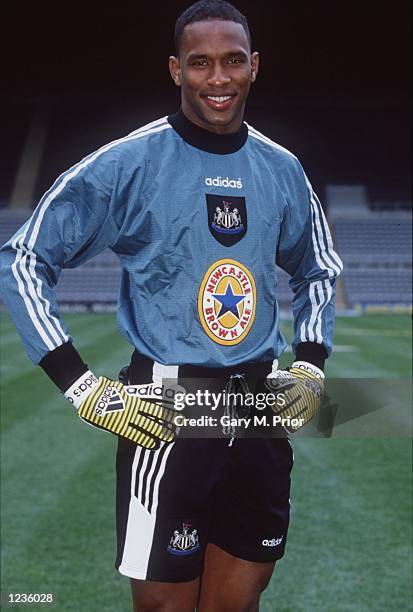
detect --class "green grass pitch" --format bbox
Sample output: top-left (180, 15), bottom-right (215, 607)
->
top-left (1, 313), bottom-right (411, 611)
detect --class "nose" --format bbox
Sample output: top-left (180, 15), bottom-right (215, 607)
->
top-left (207, 62), bottom-right (231, 87)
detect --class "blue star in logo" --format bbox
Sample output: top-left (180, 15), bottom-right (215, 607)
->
top-left (213, 281), bottom-right (245, 320)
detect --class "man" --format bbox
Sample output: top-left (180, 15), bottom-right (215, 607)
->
top-left (0, 0), bottom-right (342, 610)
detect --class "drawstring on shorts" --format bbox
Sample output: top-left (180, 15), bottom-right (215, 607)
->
top-left (222, 373), bottom-right (251, 445)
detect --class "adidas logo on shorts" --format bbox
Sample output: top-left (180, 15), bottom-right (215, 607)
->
top-left (262, 536), bottom-right (283, 547)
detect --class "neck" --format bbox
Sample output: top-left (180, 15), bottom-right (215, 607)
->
top-left (167, 109), bottom-right (248, 155)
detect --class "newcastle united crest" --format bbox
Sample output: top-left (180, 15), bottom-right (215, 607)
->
top-left (167, 523), bottom-right (200, 555)
top-left (206, 194), bottom-right (247, 246)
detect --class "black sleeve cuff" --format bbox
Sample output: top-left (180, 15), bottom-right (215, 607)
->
top-left (295, 342), bottom-right (327, 371)
top-left (39, 342), bottom-right (89, 392)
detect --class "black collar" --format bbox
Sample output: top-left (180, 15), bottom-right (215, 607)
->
top-left (167, 110), bottom-right (248, 155)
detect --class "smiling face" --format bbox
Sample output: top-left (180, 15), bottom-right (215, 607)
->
top-left (169, 20), bottom-right (259, 134)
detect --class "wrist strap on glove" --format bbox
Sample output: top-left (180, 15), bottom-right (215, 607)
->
top-left (289, 361), bottom-right (325, 382)
top-left (65, 370), bottom-right (100, 408)
top-left (265, 360), bottom-right (324, 433)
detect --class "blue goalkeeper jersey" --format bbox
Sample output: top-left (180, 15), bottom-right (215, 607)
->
top-left (0, 111), bottom-right (342, 367)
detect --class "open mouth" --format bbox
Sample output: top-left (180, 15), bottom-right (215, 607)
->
top-left (202, 94), bottom-right (236, 111)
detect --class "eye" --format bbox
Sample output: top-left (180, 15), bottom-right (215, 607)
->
top-left (227, 57), bottom-right (244, 64)
top-left (192, 60), bottom-right (208, 67)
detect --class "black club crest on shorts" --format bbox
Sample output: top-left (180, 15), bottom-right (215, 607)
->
top-left (167, 523), bottom-right (200, 555)
top-left (206, 194), bottom-right (247, 246)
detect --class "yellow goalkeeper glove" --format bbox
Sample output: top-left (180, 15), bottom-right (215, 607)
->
top-left (65, 371), bottom-right (177, 449)
top-left (265, 361), bottom-right (324, 433)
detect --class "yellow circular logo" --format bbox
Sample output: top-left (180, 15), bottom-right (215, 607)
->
top-left (198, 259), bottom-right (256, 345)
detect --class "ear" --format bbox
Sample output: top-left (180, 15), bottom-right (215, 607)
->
top-left (250, 51), bottom-right (259, 83)
top-left (169, 56), bottom-right (182, 86)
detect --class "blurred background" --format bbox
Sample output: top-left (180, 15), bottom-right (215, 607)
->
top-left (1, 2), bottom-right (411, 611)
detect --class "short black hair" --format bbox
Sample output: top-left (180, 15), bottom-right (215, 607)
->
top-left (175, 0), bottom-right (251, 55)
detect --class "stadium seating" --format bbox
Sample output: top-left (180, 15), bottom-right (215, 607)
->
top-left (55, 268), bottom-right (120, 304)
top-left (343, 269), bottom-right (412, 305)
top-left (334, 218), bottom-right (412, 265)
top-left (333, 214), bottom-right (412, 307)
top-left (0, 210), bottom-right (32, 247)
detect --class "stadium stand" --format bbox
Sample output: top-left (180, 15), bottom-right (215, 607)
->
top-left (334, 218), bottom-right (411, 266)
top-left (55, 268), bottom-right (121, 306)
top-left (327, 186), bottom-right (412, 308)
top-left (343, 269), bottom-right (412, 305)
top-left (0, 210), bottom-right (33, 247)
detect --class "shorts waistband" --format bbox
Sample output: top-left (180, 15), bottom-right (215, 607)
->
top-left (128, 350), bottom-right (273, 384)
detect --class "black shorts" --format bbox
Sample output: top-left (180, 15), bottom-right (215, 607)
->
top-left (115, 352), bottom-right (294, 582)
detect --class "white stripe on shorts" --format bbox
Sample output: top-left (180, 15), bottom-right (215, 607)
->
top-left (118, 362), bottom-right (176, 579)
top-left (118, 442), bottom-right (174, 579)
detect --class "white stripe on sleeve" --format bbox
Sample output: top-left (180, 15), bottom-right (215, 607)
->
top-left (307, 281), bottom-right (324, 342)
top-left (315, 279), bottom-right (333, 342)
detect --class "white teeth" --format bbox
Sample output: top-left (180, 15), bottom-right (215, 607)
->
top-left (207, 96), bottom-right (232, 103)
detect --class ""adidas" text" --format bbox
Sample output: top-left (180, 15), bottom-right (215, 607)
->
top-left (262, 537), bottom-right (283, 547)
top-left (72, 373), bottom-right (99, 398)
top-left (205, 176), bottom-right (243, 189)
